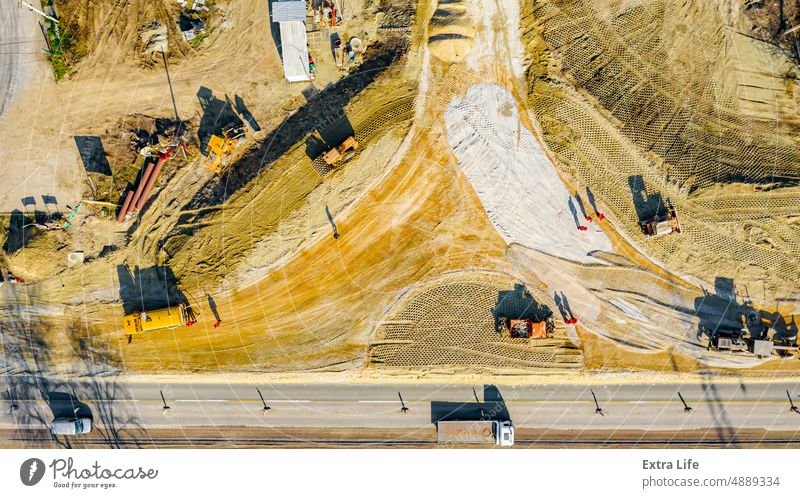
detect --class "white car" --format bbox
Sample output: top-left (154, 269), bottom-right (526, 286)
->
top-left (51, 417), bottom-right (92, 435)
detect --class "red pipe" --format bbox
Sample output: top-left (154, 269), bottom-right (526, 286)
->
top-left (135, 149), bottom-right (171, 211)
top-left (116, 190), bottom-right (134, 222)
top-left (128, 161), bottom-right (156, 214)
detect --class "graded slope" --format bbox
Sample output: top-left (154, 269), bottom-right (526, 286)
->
top-left (445, 84), bottom-right (612, 263)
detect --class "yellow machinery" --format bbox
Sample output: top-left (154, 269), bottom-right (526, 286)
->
top-left (323, 136), bottom-right (358, 166)
top-left (203, 130), bottom-right (242, 174)
top-left (123, 304), bottom-right (188, 335)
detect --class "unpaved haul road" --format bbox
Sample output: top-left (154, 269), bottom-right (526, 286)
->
top-left (2, 378), bottom-right (799, 433)
top-left (0, 1), bottom-right (45, 116)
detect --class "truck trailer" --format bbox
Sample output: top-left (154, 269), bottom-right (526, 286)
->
top-left (123, 304), bottom-right (189, 335)
top-left (436, 420), bottom-right (514, 447)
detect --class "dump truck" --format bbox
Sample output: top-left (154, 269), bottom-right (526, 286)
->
top-left (436, 420), bottom-right (514, 447)
top-left (641, 207), bottom-right (681, 238)
top-left (323, 136), bottom-right (358, 165)
top-left (123, 304), bottom-right (189, 335)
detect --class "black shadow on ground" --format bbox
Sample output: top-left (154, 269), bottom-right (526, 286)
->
top-left (628, 175), bottom-right (668, 223)
top-left (305, 112), bottom-right (355, 159)
top-left (116, 264), bottom-right (187, 315)
top-left (196, 87), bottom-right (244, 153)
top-left (568, 198), bottom-right (581, 228)
top-left (267, 0), bottom-right (282, 60)
top-left (74, 136), bottom-right (112, 175)
top-left (207, 294), bottom-right (220, 322)
top-left (693, 277), bottom-right (796, 344)
top-left (234, 95), bottom-right (261, 132)
top-left (45, 391), bottom-right (92, 420)
top-left (585, 186), bottom-right (600, 216)
top-left (3, 209), bottom-right (30, 253)
top-left (430, 385), bottom-right (510, 423)
top-left (492, 284), bottom-right (552, 334)
top-left (168, 40), bottom-right (406, 246)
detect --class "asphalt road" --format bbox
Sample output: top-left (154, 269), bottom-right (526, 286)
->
top-left (0, 0), bottom-right (45, 116)
top-left (2, 378), bottom-right (800, 433)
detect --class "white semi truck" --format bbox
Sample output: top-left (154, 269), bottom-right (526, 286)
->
top-left (436, 420), bottom-right (515, 447)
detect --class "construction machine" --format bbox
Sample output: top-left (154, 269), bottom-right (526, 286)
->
top-left (203, 127), bottom-right (244, 174)
top-left (323, 136), bottom-right (358, 166)
top-left (641, 207), bottom-right (681, 238)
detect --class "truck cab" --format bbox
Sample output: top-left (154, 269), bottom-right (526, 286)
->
top-left (496, 420), bottom-right (515, 447)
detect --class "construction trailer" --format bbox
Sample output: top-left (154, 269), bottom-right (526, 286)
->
top-left (272, 0), bottom-right (312, 83)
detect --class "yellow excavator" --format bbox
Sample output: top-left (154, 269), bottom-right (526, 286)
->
top-left (203, 128), bottom-right (244, 174)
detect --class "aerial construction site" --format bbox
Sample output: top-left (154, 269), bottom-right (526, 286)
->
top-left (0, 0), bottom-right (799, 389)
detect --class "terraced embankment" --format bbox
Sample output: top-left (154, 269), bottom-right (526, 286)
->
top-left (522, 0), bottom-right (800, 302)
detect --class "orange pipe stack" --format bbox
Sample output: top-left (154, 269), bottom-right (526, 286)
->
top-left (116, 190), bottom-right (133, 223)
top-left (136, 149), bottom-right (171, 211)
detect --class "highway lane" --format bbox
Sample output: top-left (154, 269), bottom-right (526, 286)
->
top-left (0, 0), bottom-right (45, 116)
top-left (2, 378), bottom-right (799, 432)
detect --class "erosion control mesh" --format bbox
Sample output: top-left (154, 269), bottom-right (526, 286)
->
top-left (369, 271), bottom-right (582, 369)
top-left (524, 0), bottom-right (800, 298)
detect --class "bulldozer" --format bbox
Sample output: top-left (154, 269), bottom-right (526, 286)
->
top-left (203, 127), bottom-right (244, 174)
top-left (323, 136), bottom-right (358, 166)
top-left (641, 207), bottom-right (681, 238)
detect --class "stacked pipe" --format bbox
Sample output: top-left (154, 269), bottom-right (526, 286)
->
top-left (136, 149), bottom-right (171, 211)
top-left (116, 190), bottom-right (133, 223)
top-left (115, 152), bottom-right (161, 222)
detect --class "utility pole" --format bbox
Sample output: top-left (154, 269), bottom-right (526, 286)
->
top-left (787, 390), bottom-right (799, 414)
top-left (591, 389), bottom-right (604, 416)
top-left (161, 48), bottom-right (182, 137)
top-left (18, 1), bottom-right (60, 24)
top-left (256, 388), bottom-right (271, 415)
top-left (677, 392), bottom-right (693, 413)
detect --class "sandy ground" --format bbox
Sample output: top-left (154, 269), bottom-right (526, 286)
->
top-left (1, 0), bottom-right (798, 380)
top-left (444, 83), bottom-right (612, 263)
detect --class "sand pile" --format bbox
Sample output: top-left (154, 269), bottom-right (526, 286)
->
top-left (445, 84), bottom-right (612, 263)
top-left (427, 0), bottom-right (475, 62)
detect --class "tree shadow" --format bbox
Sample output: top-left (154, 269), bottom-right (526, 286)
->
top-left (430, 385), bottom-right (510, 423)
top-left (116, 264), bottom-right (187, 315)
top-left (700, 371), bottom-right (738, 447)
top-left (492, 284), bottom-right (552, 334)
top-left (1, 292), bottom-right (144, 448)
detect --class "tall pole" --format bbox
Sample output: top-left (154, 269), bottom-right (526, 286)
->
top-left (161, 48), bottom-right (181, 137)
top-left (19, 1), bottom-right (60, 24)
